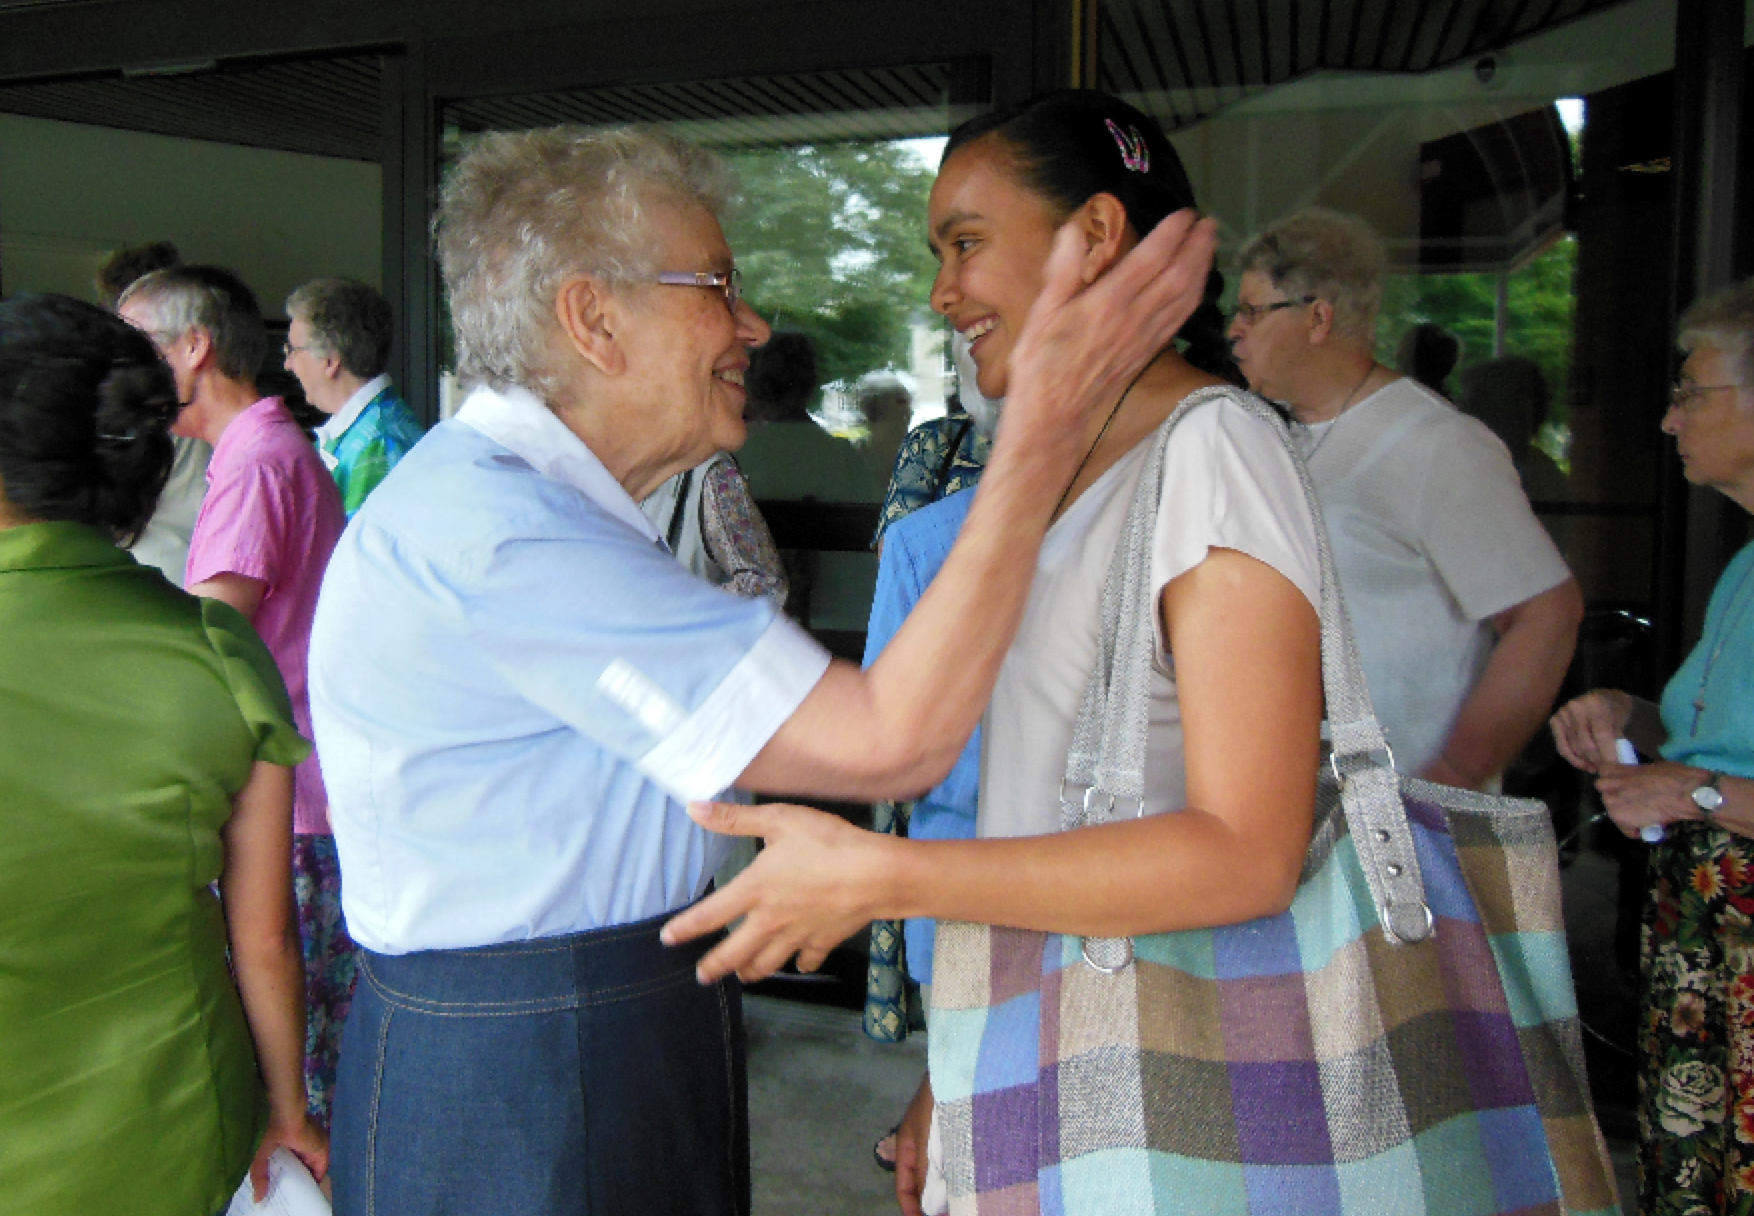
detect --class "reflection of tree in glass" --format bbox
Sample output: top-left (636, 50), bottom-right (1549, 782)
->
top-left (723, 142), bottom-right (939, 391)
top-left (1375, 236), bottom-right (1578, 470)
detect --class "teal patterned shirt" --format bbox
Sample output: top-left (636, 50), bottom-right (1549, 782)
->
top-left (318, 383), bottom-right (425, 518)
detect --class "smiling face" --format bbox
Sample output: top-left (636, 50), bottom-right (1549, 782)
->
top-left (1664, 344), bottom-right (1754, 501)
top-left (604, 200), bottom-right (770, 490)
top-left (926, 139), bottom-right (1065, 400)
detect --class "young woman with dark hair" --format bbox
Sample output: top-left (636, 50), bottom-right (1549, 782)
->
top-left (0, 294), bottom-right (326, 1215)
top-left (667, 91), bottom-right (1325, 1214)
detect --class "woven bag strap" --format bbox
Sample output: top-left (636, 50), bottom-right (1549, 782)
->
top-left (1062, 387), bottom-right (1433, 962)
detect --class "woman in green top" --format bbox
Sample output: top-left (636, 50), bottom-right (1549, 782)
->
top-left (0, 295), bottom-right (327, 1214)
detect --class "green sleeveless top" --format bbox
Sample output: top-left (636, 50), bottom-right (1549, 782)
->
top-left (0, 522), bottom-right (310, 1216)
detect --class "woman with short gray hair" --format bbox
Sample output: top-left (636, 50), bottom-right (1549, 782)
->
top-left (1234, 206), bottom-right (1387, 346)
top-left (282, 277), bottom-right (423, 517)
top-left (435, 126), bottom-right (737, 399)
top-left (1553, 278), bottom-right (1754, 1215)
top-left (309, 123), bottom-right (1217, 1215)
top-left (1227, 207), bottom-right (1582, 794)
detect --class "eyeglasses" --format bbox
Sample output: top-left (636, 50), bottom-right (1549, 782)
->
top-left (1670, 381), bottom-right (1742, 408)
top-left (1229, 296), bottom-right (1317, 324)
top-left (282, 340), bottom-right (314, 358)
top-left (655, 268), bottom-right (742, 315)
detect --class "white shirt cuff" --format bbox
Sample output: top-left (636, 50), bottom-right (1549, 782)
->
top-left (637, 616), bottom-right (831, 801)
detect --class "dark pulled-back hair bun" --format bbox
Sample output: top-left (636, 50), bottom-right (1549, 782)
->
top-left (944, 89), bottom-right (1241, 385)
top-left (0, 294), bottom-right (180, 544)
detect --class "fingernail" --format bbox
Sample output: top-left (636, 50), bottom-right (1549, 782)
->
top-left (659, 925), bottom-right (675, 945)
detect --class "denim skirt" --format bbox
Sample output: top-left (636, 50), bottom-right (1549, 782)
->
top-left (330, 909), bottom-right (748, 1216)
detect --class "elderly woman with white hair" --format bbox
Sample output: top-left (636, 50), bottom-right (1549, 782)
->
top-left (307, 125), bottom-right (1216, 1215)
top-left (1552, 278), bottom-right (1754, 1216)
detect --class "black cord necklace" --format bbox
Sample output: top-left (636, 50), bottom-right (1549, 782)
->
top-left (1052, 359), bottom-right (1156, 522)
top-left (1303, 360), bottom-right (1378, 461)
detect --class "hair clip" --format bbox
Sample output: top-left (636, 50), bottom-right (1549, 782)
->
top-left (1106, 119), bottom-right (1150, 174)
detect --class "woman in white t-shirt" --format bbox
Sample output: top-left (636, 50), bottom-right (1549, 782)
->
top-left (666, 91), bottom-right (1325, 1212)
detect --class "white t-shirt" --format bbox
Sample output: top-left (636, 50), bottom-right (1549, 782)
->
top-left (1298, 377), bottom-right (1571, 774)
top-left (979, 391), bottom-right (1322, 840)
top-left (127, 434), bottom-right (210, 587)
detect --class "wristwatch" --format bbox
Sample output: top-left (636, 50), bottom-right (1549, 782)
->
top-left (1691, 771), bottom-right (1726, 817)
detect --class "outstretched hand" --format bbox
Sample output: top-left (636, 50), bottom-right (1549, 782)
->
top-left (661, 800), bottom-right (902, 985)
top-left (999, 209), bottom-right (1219, 458)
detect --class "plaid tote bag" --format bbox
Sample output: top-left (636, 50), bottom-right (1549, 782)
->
top-left (929, 389), bottom-right (1618, 1216)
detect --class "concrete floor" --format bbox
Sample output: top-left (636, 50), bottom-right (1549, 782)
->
top-left (746, 996), bottom-right (925, 1216)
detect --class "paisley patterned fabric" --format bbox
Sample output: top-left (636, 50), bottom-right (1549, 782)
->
top-left (872, 409), bottom-right (991, 550)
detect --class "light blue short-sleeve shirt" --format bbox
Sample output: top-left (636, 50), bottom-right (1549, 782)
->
top-left (310, 386), bottom-right (831, 955)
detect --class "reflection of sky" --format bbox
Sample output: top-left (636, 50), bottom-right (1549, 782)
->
top-left (830, 247), bottom-right (878, 275)
top-left (901, 135), bottom-right (948, 171)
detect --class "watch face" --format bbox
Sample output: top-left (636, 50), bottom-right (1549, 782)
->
top-left (1694, 784), bottom-right (1726, 813)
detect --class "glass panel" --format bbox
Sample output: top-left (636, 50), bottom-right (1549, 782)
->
top-left (1101, 0), bottom-right (1754, 1153)
top-left (0, 54), bottom-right (385, 423)
top-left (1151, 0), bottom-right (1685, 617)
top-left (439, 65), bottom-right (963, 650)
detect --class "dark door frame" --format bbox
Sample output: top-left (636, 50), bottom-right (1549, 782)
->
top-left (1659, 0), bottom-right (1748, 669)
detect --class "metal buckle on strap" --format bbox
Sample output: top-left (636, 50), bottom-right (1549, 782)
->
top-left (1328, 742), bottom-right (1397, 785)
top-left (1057, 783), bottom-right (1145, 825)
top-left (1069, 784), bottom-right (1146, 973)
top-left (1081, 937), bottom-right (1135, 974)
top-left (1085, 786), bottom-right (1114, 821)
top-left (1378, 898), bottom-right (1435, 945)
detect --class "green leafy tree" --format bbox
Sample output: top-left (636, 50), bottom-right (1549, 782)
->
top-left (722, 142), bottom-right (940, 390)
top-left (1376, 235), bottom-right (1578, 467)
top-left (1376, 236), bottom-right (1578, 424)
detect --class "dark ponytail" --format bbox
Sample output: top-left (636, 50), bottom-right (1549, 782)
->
top-left (1179, 270), bottom-right (1242, 385)
top-left (0, 294), bottom-right (179, 545)
top-left (944, 90), bottom-right (1242, 385)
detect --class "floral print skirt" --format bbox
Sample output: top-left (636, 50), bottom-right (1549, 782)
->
top-left (1640, 821), bottom-right (1754, 1215)
top-left (293, 832), bottom-right (359, 1129)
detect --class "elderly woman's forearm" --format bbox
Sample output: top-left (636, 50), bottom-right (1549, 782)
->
top-left (741, 468), bottom-right (1054, 797)
top-left (1703, 775), bottom-right (1754, 840)
top-left (741, 218), bottom-right (1219, 797)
